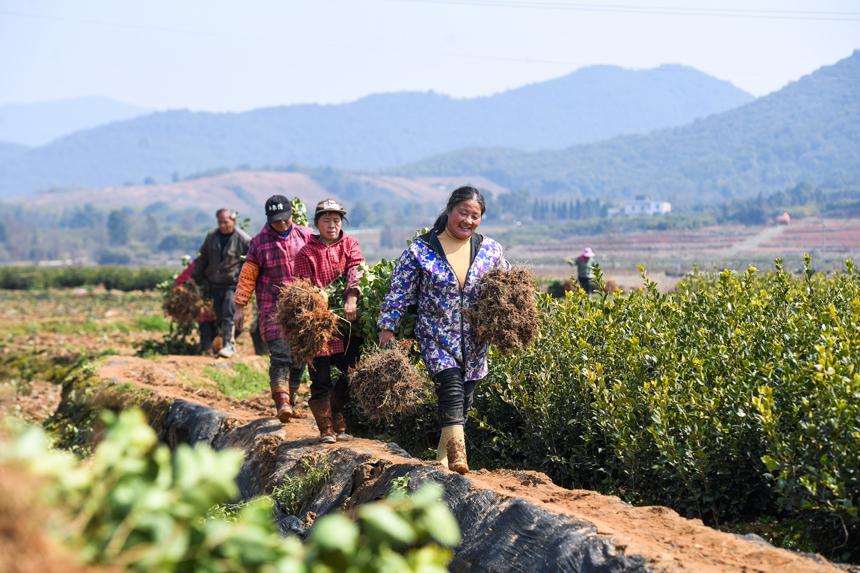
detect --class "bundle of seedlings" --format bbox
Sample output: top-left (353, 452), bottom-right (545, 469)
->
top-left (466, 266), bottom-right (540, 354)
top-left (349, 341), bottom-right (429, 422)
top-left (276, 279), bottom-right (340, 366)
top-left (163, 283), bottom-right (208, 325)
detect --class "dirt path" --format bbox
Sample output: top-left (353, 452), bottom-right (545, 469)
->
top-left (96, 355), bottom-right (841, 573)
top-left (716, 225), bottom-right (788, 257)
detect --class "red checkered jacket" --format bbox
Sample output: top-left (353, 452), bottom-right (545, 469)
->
top-left (294, 232), bottom-right (364, 356)
top-left (238, 223), bottom-right (313, 342)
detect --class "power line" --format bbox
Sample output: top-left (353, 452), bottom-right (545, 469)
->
top-left (388, 0), bottom-right (860, 22)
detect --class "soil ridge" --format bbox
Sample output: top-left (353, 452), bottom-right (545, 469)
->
top-left (83, 355), bottom-right (843, 573)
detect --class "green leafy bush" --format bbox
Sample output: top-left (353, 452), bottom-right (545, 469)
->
top-left (2, 409), bottom-right (461, 572)
top-left (358, 259), bottom-right (859, 560)
top-left (465, 260), bottom-right (860, 559)
top-left (329, 259), bottom-right (407, 346)
top-left (325, 229), bottom-right (425, 349)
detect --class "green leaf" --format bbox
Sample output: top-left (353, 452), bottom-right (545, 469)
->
top-left (417, 503), bottom-right (461, 547)
top-left (308, 514), bottom-right (359, 554)
top-left (357, 503), bottom-right (417, 546)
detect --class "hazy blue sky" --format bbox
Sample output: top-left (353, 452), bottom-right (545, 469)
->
top-left (2, 0), bottom-right (859, 111)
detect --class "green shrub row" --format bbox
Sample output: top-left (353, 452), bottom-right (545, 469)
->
top-left (0, 266), bottom-right (174, 291)
top-left (358, 259), bottom-right (860, 561)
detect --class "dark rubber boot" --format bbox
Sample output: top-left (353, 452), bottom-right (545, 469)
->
top-left (288, 387), bottom-right (307, 418)
top-left (273, 392), bottom-right (294, 423)
top-left (329, 385), bottom-right (352, 441)
top-left (308, 398), bottom-right (336, 444)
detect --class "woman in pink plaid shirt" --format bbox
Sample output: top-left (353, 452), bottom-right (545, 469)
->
top-left (294, 199), bottom-right (365, 444)
top-left (234, 195), bottom-right (313, 422)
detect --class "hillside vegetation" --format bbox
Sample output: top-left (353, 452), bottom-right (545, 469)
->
top-left (401, 50), bottom-right (860, 205)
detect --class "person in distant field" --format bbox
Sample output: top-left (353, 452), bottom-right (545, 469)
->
top-left (191, 208), bottom-right (251, 358)
top-left (175, 257), bottom-right (217, 354)
top-left (377, 186), bottom-right (510, 475)
top-left (575, 247), bottom-right (596, 294)
top-left (294, 199), bottom-right (364, 444)
top-left (233, 195), bottom-right (312, 422)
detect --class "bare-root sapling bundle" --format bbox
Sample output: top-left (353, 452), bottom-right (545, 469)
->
top-left (163, 283), bottom-right (207, 325)
top-left (276, 279), bottom-right (340, 366)
top-left (349, 342), bottom-right (430, 422)
top-left (466, 266), bottom-right (540, 353)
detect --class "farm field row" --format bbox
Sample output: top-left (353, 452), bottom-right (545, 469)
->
top-left (1, 261), bottom-right (858, 565)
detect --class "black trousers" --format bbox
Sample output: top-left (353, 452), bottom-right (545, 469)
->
top-left (309, 338), bottom-right (361, 403)
top-left (434, 368), bottom-right (476, 427)
top-left (578, 276), bottom-right (593, 294)
top-left (210, 285), bottom-right (236, 343)
top-left (199, 320), bottom-right (216, 353)
top-left (267, 337), bottom-right (305, 394)
top-left (249, 309), bottom-right (268, 356)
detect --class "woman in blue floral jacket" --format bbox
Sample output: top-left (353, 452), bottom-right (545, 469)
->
top-left (378, 186), bottom-right (509, 474)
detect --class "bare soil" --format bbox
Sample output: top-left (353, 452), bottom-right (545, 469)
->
top-left (509, 217), bottom-right (860, 291)
top-left (0, 379), bottom-right (63, 423)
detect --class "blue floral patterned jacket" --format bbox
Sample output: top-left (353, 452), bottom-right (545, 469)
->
top-left (378, 231), bottom-right (509, 381)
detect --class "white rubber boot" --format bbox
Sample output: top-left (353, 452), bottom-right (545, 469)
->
top-left (439, 425), bottom-right (468, 474)
top-left (436, 428), bottom-right (450, 469)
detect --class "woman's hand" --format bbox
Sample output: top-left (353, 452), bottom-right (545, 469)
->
top-left (344, 294), bottom-right (358, 322)
top-left (379, 329), bottom-right (395, 347)
top-left (234, 305), bottom-right (246, 332)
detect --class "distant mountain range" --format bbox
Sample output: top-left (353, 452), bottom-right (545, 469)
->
top-left (0, 65), bottom-right (751, 197)
top-left (399, 51), bottom-right (860, 205)
top-left (0, 96), bottom-right (149, 147)
top-left (0, 141), bottom-right (27, 163)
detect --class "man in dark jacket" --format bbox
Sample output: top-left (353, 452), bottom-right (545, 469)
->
top-left (192, 208), bottom-right (251, 358)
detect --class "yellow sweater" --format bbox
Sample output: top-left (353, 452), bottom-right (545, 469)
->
top-left (438, 229), bottom-right (470, 288)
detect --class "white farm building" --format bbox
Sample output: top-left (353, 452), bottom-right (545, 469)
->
top-left (609, 196), bottom-right (672, 217)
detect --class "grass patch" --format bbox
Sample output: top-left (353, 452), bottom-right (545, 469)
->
top-left (204, 363), bottom-right (268, 400)
top-left (208, 454), bottom-right (333, 522)
top-left (134, 314), bottom-right (170, 332)
top-left (271, 454), bottom-right (333, 516)
top-left (0, 318), bottom-right (139, 336)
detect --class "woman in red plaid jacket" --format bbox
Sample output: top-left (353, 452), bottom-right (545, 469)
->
top-left (294, 199), bottom-right (365, 444)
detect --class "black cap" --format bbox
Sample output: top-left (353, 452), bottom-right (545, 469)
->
top-left (265, 195), bottom-right (292, 223)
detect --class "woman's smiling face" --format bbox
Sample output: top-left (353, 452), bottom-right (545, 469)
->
top-left (447, 199), bottom-right (483, 240)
